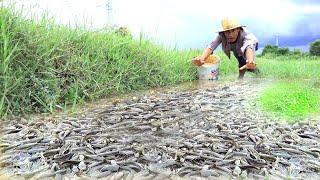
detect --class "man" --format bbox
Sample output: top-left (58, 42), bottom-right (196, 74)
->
top-left (193, 17), bottom-right (259, 79)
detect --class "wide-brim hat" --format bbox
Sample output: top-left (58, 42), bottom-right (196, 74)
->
top-left (217, 17), bottom-right (246, 33)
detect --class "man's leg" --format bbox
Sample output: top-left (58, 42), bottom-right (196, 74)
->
top-left (237, 56), bottom-right (247, 79)
top-left (238, 69), bottom-right (246, 79)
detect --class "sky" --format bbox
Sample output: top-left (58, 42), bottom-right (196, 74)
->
top-left (7, 0), bottom-right (320, 50)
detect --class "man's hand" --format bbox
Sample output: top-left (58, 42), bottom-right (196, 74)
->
top-left (241, 47), bottom-right (256, 70)
top-left (239, 60), bottom-right (256, 70)
top-left (192, 56), bottom-right (205, 67)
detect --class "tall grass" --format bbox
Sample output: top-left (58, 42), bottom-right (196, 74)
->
top-left (217, 53), bottom-right (320, 81)
top-left (0, 7), bottom-right (200, 116)
top-left (256, 55), bottom-right (320, 79)
top-left (1, 6), bottom-right (320, 117)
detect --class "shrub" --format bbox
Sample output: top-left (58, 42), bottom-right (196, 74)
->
top-left (277, 47), bottom-right (289, 55)
top-left (310, 39), bottom-right (320, 56)
top-left (261, 45), bottom-right (290, 56)
top-left (292, 48), bottom-right (302, 56)
top-left (261, 44), bottom-right (305, 57)
top-left (261, 45), bottom-right (278, 56)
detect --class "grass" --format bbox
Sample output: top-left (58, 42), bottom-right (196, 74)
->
top-left (217, 53), bottom-right (320, 122)
top-left (259, 81), bottom-right (320, 120)
top-left (1, 6), bottom-right (320, 118)
top-left (256, 55), bottom-right (320, 79)
top-left (212, 52), bottom-right (320, 81)
top-left (0, 6), bottom-right (201, 116)
top-left (254, 54), bottom-right (320, 121)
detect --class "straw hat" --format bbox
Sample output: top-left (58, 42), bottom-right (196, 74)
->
top-left (218, 17), bottom-right (246, 32)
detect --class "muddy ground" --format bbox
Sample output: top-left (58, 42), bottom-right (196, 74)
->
top-left (0, 79), bottom-right (320, 179)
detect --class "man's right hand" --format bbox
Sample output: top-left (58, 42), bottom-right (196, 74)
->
top-left (192, 56), bottom-right (205, 67)
top-left (239, 61), bottom-right (256, 70)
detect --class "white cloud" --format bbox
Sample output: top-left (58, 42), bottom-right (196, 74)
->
top-left (112, 0), bottom-right (310, 38)
top-left (8, 0), bottom-right (108, 27)
top-left (299, 5), bottom-right (320, 14)
top-left (7, 0), bottom-right (320, 47)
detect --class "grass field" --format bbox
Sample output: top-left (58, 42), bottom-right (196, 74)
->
top-left (258, 81), bottom-right (320, 120)
top-left (219, 54), bottom-right (320, 120)
top-left (1, 6), bottom-right (320, 119)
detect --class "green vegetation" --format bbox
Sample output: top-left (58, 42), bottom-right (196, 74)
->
top-left (217, 52), bottom-right (320, 80)
top-left (260, 44), bottom-right (307, 57)
top-left (0, 7), bottom-right (199, 116)
top-left (259, 82), bottom-right (320, 120)
top-left (310, 39), bottom-right (320, 56)
top-left (220, 48), bottom-right (320, 121)
top-left (256, 56), bottom-right (320, 79)
top-left (1, 7), bottom-right (320, 120)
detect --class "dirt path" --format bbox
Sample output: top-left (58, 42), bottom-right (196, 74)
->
top-left (1, 80), bottom-right (319, 179)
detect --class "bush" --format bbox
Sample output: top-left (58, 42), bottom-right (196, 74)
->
top-left (261, 45), bottom-right (290, 56)
top-left (310, 39), bottom-right (320, 56)
top-left (292, 48), bottom-right (302, 56)
top-left (261, 44), bottom-right (309, 57)
top-left (261, 45), bottom-right (278, 56)
top-left (277, 47), bottom-right (290, 55)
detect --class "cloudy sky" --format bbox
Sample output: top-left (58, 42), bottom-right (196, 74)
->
top-left (8, 0), bottom-right (320, 49)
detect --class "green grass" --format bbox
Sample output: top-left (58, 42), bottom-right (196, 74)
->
top-left (256, 55), bottom-right (320, 79)
top-left (0, 7), bottom-right (201, 116)
top-left (1, 6), bottom-right (320, 118)
top-left (216, 53), bottom-right (320, 79)
top-left (259, 81), bottom-right (320, 120)
top-left (212, 48), bottom-right (320, 78)
top-left (254, 55), bottom-right (320, 121)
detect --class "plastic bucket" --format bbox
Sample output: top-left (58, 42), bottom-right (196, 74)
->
top-left (198, 63), bottom-right (219, 80)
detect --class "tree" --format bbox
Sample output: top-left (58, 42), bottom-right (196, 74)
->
top-left (261, 45), bottom-right (290, 56)
top-left (310, 39), bottom-right (320, 56)
top-left (261, 45), bottom-right (278, 56)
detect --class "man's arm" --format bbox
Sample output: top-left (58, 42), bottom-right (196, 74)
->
top-left (239, 47), bottom-right (256, 70)
top-left (198, 48), bottom-right (213, 63)
top-left (193, 35), bottom-right (221, 65)
top-left (245, 47), bottom-right (254, 64)
top-left (240, 30), bottom-right (258, 70)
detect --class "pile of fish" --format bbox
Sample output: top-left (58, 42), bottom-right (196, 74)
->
top-left (0, 82), bottom-right (320, 179)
